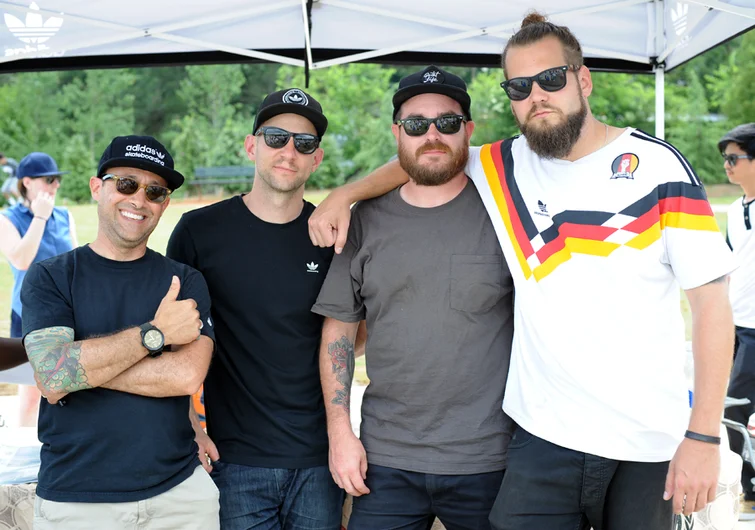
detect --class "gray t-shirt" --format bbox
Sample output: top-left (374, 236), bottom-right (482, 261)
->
top-left (313, 179), bottom-right (515, 474)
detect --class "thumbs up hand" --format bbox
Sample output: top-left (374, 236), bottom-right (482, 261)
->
top-left (151, 276), bottom-right (201, 346)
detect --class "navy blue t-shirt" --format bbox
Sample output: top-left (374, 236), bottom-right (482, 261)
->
top-left (21, 246), bottom-right (215, 503)
top-left (167, 196), bottom-right (334, 469)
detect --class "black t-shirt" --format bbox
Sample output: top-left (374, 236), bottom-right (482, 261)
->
top-left (21, 246), bottom-right (215, 503)
top-left (167, 196), bottom-right (334, 468)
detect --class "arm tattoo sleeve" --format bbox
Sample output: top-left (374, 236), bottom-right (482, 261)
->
top-left (328, 335), bottom-right (355, 413)
top-left (24, 327), bottom-right (92, 393)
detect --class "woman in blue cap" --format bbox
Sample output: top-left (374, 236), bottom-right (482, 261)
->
top-left (0, 152), bottom-right (78, 426)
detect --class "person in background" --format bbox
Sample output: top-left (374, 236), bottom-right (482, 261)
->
top-left (0, 152), bottom-right (20, 206)
top-left (719, 123), bottom-right (755, 512)
top-left (0, 152), bottom-right (77, 426)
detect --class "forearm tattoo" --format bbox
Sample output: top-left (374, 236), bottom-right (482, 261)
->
top-left (25, 327), bottom-right (91, 393)
top-left (329, 335), bottom-right (355, 413)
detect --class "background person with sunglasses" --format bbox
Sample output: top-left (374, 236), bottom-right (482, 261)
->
top-left (719, 123), bottom-right (755, 512)
top-left (313, 66), bottom-right (514, 529)
top-left (21, 135), bottom-right (219, 530)
top-left (309, 13), bottom-right (735, 530)
top-left (167, 88), bottom-right (351, 530)
top-left (0, 152), bottom-right (77, 427)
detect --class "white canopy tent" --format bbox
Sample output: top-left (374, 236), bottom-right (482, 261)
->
top-left (0, 0), bottom-right (753, 138)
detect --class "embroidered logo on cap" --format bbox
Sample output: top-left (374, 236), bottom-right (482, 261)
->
top-left (282, 89), bottom-right (309, 106)
top-left (124, 144), bottom-right (166, 166)
top-left (423, 70), bottom-right (443, 84)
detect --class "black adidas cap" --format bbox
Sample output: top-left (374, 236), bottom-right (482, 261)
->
top-left (719, 123), bottom-right (755, 155)
top-left (392, 66), bottom-right (472, 121)
top-left (97, 135), bottom-right (184, 191)
top-left (253, 88), bottom-right (328, 137)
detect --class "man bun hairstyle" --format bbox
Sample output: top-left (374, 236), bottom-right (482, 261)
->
top-left (501, 11), bottom-right (584, 78)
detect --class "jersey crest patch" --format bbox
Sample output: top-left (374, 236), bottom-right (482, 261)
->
top-left (610, 153), bottom-right (640, 180)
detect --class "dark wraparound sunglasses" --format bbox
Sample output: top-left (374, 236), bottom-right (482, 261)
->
top-left (723, 153), bottom-right (752, 166)
top-left (501, 65), bottom-right (579, 101)
top-left (395, 114), bottom-right (466, 137)
top-left (256, 127), bottom-right (320, 155)
top-left (42, 175), bottom-right (61, 184)
top-left (101, 174), bottom-right (172, 204)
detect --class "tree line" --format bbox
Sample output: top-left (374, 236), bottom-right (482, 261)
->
top-left (0, 31), bottom-right (751, 203)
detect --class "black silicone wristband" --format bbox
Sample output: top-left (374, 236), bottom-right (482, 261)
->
top-left (684, 430), bottom-right (721, 445)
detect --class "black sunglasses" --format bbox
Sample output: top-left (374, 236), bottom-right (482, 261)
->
top-left (256, 127), bottom-right (320, 155)
top-left (723, 153), bottom-right (752, 167)
top-left (42, 175), bottom-right (61, 185)
top-left (101, 174), bottom-right (172, 204)
top-left (395, 114), bottom-right (466, 137)
top-left (501, 65), bottom-right (579, 101)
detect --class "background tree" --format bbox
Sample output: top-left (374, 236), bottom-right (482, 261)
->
top-left (0, 31), bottom-right (750, 203)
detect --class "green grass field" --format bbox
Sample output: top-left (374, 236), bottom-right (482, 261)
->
top-left (0, 190), bottom-right (736, 389)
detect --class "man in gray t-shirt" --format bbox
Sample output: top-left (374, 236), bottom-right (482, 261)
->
top-left (312, 66), bottom-right (514, 530)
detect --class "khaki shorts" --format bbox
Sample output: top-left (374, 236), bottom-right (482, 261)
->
top-left (33, 465), bottom-right (219, 530)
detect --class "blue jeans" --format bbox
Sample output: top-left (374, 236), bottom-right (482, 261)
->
top-left (489, 426), bottom-right (673, 530)
top-left (211, 462), bottom-right (343, 530)
top-left (348, 464), bottom-right (504, 530)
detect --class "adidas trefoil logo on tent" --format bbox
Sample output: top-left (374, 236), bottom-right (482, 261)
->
top-left (4, 2), bottom-right (63, 45)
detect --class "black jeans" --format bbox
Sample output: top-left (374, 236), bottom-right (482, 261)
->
top-left (348, 464), bottom-right (504, 530)
top-left (724, 326), bottom-right (755, 499)
top-left (489, 426), bottom-right (673, 530)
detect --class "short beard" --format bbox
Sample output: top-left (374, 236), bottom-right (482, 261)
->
top-left (517, 96), bottom-right (588, 159)
top-left (397, 139), bottom-right (469, 186)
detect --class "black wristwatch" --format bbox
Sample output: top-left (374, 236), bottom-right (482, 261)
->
top-left (140, 323), bottom-right (165, 358)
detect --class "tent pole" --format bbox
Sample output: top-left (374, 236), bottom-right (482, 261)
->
top-left (655, 65), bottom-right (665, 140)
top-left (654, 0), bottom-right (665, 140)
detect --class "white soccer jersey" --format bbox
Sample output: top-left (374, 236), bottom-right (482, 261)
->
top-left (727, 197), bottom-right (755, 328)
top-left (466, 128), bottom-right (736, 461)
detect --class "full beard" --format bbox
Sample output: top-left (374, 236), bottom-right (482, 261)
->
top-left (397, 139), bottom-right (469, 186)
top-left (517, 96), bottom-right (588, 160)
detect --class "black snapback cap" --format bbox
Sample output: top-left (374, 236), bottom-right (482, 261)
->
top-left (392, 66), bottom-right (472, 121)
top-left (97, 135), bottom-right (184, 191)
top-left (253, 88), bottom-right (328, 137)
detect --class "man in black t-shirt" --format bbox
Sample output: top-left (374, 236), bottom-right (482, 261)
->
top-left (167, 89), bottom-right (351, 530)
top-left (21, 135), bottom-right (219, 530)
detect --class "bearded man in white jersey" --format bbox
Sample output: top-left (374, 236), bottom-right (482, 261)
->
top-left (307, 12), bottom-right (736, 530)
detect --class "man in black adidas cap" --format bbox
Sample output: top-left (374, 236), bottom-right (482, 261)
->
top-left (313, 66), bottom-right (513, 529)
top-left (22, 135), bottom-right (219, 529)
top-left (168, 88), bottom-right (352, 529)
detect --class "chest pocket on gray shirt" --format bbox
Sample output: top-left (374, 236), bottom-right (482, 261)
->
top-left (450, 254), bottom-right (504, 313)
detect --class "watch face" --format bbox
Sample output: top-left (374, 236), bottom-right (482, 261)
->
top-left (144, 329), bottom-right (164, 350)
